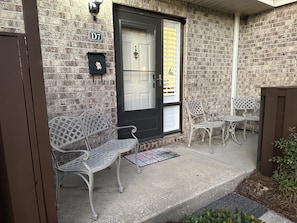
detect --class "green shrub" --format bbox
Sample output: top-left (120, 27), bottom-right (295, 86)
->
top-left (271, 127), bottom-right (297, 194)
top-left (183, 208), bottom-right (264, 223)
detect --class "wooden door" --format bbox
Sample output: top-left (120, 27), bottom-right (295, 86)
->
top-left (0, 33), bottom-right (57, 223)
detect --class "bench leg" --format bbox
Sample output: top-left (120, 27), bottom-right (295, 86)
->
top-left (116, 155), bottom-right (124, 193)
top-left (87, 173), bottom-right (98, 221)
top-left (134, 146), bottom-right (141, 174)
top-left (55, 169), bottom-right (61, 209)
top-left (243, 119), bottom-right (247, 141)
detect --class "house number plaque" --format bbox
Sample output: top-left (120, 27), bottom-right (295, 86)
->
top-left (88, 31), bottom-right (103, 42)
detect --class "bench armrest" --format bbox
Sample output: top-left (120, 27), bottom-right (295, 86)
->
top-left (109, 124), bottom-right (138, 139)
top-left (116, 125), bottom-right (137, 132)
top-left (52, 147), bottom-right (90, 161)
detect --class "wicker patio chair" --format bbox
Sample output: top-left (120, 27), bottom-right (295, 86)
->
top-left (233, 96), bottom-right (260, 140)
top-left (186, 100), bottom-right (225, 153)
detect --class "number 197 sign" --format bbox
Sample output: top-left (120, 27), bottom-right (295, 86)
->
top-left (88, 31), bottom-right (103, 42)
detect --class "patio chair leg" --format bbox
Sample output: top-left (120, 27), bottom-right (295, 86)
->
top-left (208, 128), bottom-right (214, 154)
top-left (252, 122), bottom-right (256, 134)
top-left (221, 126), bottom-right (225, 146)
top-left (87, 173), bottom-right (98, 221)
top-left (202, 130), bottom-right (206, 142)
top-left (116, 155), bottom-right (124, 193)
top-left (243, 119), bottom-right (247, 141)
top-left (188, 128), bottom-right (194, 147)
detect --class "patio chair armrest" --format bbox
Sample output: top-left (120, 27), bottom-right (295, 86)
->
top-left (204, 109), bottom-right (210, 115)
top-left (204, 110), bottom-right (219, 121)
top-left (254, 102), bottom-right (260, 114)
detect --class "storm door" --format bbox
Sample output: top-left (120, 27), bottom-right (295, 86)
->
top-left (114, 7), bottom-right (163, 141)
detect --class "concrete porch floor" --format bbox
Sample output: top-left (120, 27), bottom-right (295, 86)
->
top-left (57, 131), bottom-right (267, 223)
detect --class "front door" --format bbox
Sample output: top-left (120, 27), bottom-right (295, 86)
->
top-left (114, 7), bottom-right (163, 141)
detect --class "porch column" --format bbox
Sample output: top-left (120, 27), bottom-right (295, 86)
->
top-left (231, 13), bottom-right (240, 115)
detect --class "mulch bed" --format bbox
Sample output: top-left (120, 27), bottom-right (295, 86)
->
top-left (235, 171), bottom-right (297, 222)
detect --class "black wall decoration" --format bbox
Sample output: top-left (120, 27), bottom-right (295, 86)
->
top-left (87, 52), bottom-right (106, 75)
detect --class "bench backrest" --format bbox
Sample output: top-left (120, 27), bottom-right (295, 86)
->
top-left (48, 116), bottom-right (85, 150)
top-left (79, 110), bottom-right (110, 137)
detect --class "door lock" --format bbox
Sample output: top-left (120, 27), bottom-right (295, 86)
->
top-left (157, 74), bottom-right (162, 87)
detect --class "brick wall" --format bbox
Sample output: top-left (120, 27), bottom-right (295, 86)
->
top-left (37, 0), bottom-right (118, 123)
top-left (0, 0), bottom-right (240, 146)
top-left (238, 3), bottom-right (297, 100)
top-left (0, 0), bottom-right (24, 33)
top-left (2, 0), bottom-right (296, 147)
top-left (185, 6), bottom-right (233, 121)
top-left (183, 6), bottom-right (234, 142)
top-left (35, 0), bottom-right (235, 145)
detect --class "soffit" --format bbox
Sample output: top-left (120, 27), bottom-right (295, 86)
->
top-left (184, 0), bottom-right (292, 16)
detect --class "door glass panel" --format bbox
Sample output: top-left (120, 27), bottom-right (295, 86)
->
top-left (163, 20), bottom-right (180, 103)
top-left (122, 27), bottom-right (156, 111)
top-left (163, 105), bottom-right (180, 132)
top-left (163, 19), bottom-right (182, 133)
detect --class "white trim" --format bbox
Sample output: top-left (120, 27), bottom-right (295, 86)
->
top-left (231, 13), bottom-right (240, 115)
top-left (257, 0), bottom-right (297, 6)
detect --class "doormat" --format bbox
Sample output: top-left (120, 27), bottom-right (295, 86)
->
top-left (194, 192), bottom-right (268, 218)
top-left (124, 147), bottom-right (179, 168)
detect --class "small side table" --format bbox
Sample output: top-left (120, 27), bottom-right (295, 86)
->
top-left (221, 115), bottom-right (245, 144)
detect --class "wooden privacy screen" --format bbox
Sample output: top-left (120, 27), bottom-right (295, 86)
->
top-left (258, 86), bottom-right (297, 176)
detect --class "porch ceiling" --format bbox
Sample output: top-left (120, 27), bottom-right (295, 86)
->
top-left (184, 0), bottom-right (296, 16)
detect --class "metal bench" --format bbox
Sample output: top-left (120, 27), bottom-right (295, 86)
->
top-left (48, 110), bottom-right (139, 220)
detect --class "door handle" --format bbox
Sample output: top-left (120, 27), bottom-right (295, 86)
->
top-left (157, 74), bottom-right (162, 87)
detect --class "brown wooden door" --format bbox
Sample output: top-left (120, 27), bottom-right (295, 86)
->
top-left (0, 33), bottom-right (57, 223)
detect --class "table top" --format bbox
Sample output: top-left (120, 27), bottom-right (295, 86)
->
top-left (221, 115), bottom-right (245, 122)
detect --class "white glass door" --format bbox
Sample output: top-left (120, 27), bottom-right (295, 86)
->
top-left (122, 27), bottom-right (156, 111)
